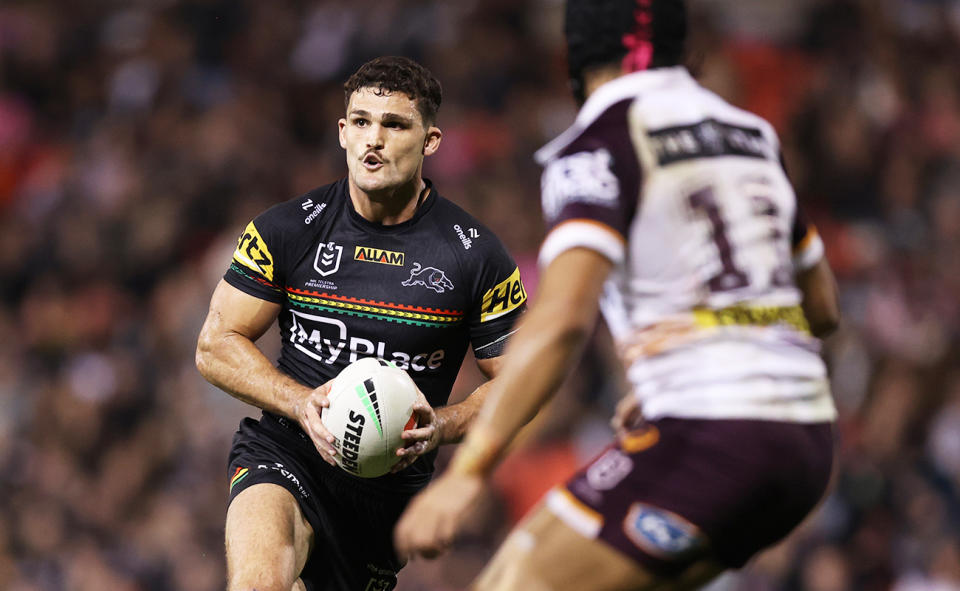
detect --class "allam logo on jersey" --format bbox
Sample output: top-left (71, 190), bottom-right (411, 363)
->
top-left (480, 267), bottom-right (526, 322)
top-left (354, 246), bottom-right (404, 266)
top-left (314, 241), bottom-right (342, 276)
top-left (234, 221), bottom-right (275, 280)
top-left (289, 309), bottom-right (445, 372)
top-left (402, 263), bottom-right (454, 293)
top-left (541, 148), bottom-right (620, 222)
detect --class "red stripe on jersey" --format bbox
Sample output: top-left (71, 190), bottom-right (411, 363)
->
top-left (285, 287), bottom-right (464, 316)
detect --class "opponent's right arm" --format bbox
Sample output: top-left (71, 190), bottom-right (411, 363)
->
top-left (790, 209), bottom-right (840, 339)
top-left (796, 258), bottom-right (840, 338)
top-left (196, 279), bottom-right (339, 462)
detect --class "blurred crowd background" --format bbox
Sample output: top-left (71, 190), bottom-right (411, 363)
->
top-left (1, 0), bottom-right (959, 589)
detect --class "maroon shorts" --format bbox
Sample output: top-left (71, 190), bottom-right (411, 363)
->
top-left (554, 418), bottom-right (833, 574)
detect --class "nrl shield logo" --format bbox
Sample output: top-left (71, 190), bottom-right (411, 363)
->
top-left (402, 263), bottom-right (454, 294)
top-left (314, 241), bottom-right (342, 277)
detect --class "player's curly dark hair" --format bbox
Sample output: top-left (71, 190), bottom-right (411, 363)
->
top-left (566, 0), bottom-right (686, 103)
top-left (344, 56), bottom-right (442, 125)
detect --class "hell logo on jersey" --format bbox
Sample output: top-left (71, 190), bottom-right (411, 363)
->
top-left (480, 267), bottom-right (526, 322)
top-left (355, 246), bottom-right (404, 266)
top-left (234, 221), bottom-right (275, 280)
top-left (314, 241), bottom-right (342, 276)
top-left (402, 263), bottom-right (454, 293)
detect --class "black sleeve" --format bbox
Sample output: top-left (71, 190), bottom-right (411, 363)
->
top-left (223, 207), bottom-right (286, 303)
top-left (467, 239), bottom-right (527, 359)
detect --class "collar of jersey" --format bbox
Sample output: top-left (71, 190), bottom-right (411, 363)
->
top-left (343, 177), bottom-right (438, 233)
top-left (534, 66), bottom-right (694, 164)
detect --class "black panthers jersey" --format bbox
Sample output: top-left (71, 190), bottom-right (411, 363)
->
top-left (223, 178), bottom-right (526, 486)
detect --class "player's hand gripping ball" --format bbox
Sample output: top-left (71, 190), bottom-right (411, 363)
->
top-left (321, 357), bottom-right (419, 478)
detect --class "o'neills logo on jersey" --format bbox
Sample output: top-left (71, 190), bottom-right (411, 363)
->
top-left (354, 246), bottom-right (404, 266)
top-left (480, 267), bottom-right (526, 322)
top-left (289, 310), bottom-right (445, 372)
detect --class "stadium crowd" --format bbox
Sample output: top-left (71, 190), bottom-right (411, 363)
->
top-left (0, 0), bottom-right (958, 589)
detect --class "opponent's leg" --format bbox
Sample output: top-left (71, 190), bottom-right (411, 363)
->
top-left (225, 483), bottom-right (314, 591)
top-left (474, 504), bottom-right (724, 591)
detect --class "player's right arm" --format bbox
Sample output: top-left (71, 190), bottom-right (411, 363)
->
top-left (196, 280), bottom-right (309, 417)
top-left (195, 286), bottom-right (340, 464)
top-left (198, 204), bottom-right (339, 462)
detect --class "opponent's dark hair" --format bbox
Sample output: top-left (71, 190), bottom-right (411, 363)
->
top-left (566, 0), bottom-right (687, 103)
top-left (344, 56), bottom-right (442, 125)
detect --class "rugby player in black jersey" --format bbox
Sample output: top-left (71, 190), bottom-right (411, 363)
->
top-left (195, 56), bottom-right (526, 591)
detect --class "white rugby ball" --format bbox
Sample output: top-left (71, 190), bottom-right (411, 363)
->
top-left (322, 357), bottom-right (419, 478)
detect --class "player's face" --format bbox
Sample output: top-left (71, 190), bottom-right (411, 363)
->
top-left (339, 88), bottom-right (441, 196)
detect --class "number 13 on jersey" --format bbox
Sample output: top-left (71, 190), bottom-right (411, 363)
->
top-left (687, 177), bottom-right (793, 294)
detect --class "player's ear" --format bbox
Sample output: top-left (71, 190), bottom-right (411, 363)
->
top-left (423, 126), bottom-right (442, 156)
top-left (338, 118), bottom-right (347, 149)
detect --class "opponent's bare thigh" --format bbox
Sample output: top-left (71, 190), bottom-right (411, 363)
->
top-left (225, 483), bottom-right (314, 591)
top-left (474, 505), bottom-right (724, 591)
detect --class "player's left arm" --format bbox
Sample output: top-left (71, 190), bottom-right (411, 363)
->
top-left (398, 228), bottom-right (530, 453)
top-left (391, 335), bottom-right (508, 471)
top-left (431, 356), bottom-right (504, 444)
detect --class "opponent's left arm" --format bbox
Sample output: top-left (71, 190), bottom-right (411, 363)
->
top-left (394, 247), bottom-right (613, 558)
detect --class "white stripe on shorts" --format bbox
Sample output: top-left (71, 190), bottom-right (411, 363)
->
top-left (546, 487), bottom-right (603, 539)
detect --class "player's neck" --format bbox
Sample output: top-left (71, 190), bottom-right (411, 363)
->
top-left (348, 176), bottom-right (428, 226)
top-left (582, 64), bottom-right (626, 101)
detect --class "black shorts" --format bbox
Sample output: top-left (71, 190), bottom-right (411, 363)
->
top-left (551, 417), bottom-right (834, 574)
top-left (227, 413), bottom-right (417, 591)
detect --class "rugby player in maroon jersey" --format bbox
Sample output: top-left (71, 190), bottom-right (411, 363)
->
top-left (395, 2), bottom-right (841, 590)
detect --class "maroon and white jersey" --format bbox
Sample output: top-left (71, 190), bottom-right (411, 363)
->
top-left (536, 67), bottom-right (834, 423)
